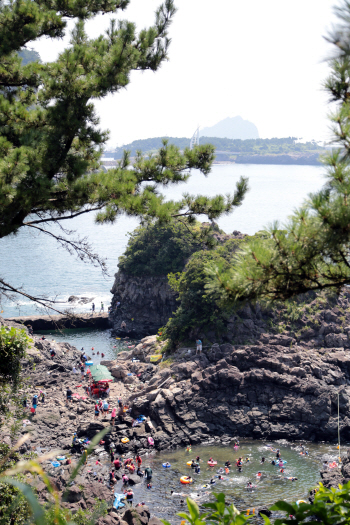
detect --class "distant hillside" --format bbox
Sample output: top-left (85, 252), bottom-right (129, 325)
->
top-left (110, 136), bottom-right (323, 160)
top-left (199, 116), bottom-right (259, 140)
top-left (18, 49), bottom-right (41, 65)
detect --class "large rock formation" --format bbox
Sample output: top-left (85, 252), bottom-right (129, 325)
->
top-left (199, 116), bottom-right (259, 140)
top-left (109, 272), bottom-right (178, 338)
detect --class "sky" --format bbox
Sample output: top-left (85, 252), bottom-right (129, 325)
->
top-left (32, 0), bottom-right (339, 147)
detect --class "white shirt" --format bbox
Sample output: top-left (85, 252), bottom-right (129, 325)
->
top-left (72, 367), bottom-right (78, 373)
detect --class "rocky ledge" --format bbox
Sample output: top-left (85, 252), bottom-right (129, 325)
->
top-left (103, 332), bottom-right (350, 448)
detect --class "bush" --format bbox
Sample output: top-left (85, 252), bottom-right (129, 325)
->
top-left (117, 222), bottom-right (205, 276)
top-left (161, 236), bottom-right (257, 347)
top-left (163, 483), bottom-right (350, 525)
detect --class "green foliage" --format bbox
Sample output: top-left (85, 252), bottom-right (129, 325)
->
top-left (118, 222), bottom-right (204, 276)
top-left (0, 444), bottom-right (33, 525)
top-left (167, 483), bottom-right (350, 525)
top-left (113, 136), bottom-right (322, 159)
top-left (161, 237), bottom-right (248, 346)
top-left (66, 500), bottom-right (108, 525)
top-left (0, 0), bottom-right (248, 264)
top-left (0, 326), bottom-right (31, 386)
top-left (0, 428), bottom-right (109, 525)
top-left (0, 326), bottom-right (32, 421)
top-left (205, 2), bottom-right (350, 305)
top-left (162, 493), bottom-right (249, 525)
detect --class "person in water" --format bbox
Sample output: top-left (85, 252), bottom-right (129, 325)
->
top-left (225, 460), bottom-right (231, 467)
top-left (271, 460), bottom-right (276, 465)
top-left (276, 449), bottom-right (280, 458)
top-left (195, 465), bottom-right (200, 474)
top-left (210, 478), bottom-right (216, 484)
top-left (247, 482), bottom-right (253, 489)
top-left (191, 460), bottom-right (197, 468)
top-left (196, 456), bottom-right (201, 462)
top-left (261, 457), bottom-right (265, 463)
top-left (285, 477), bottom-right (298, 481)
top-left (245, 457), bottom-right (250, 463)
top-left (238, 466), bottom-right (242, 472)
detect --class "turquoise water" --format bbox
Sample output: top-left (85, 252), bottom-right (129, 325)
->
top-left (0, 164), bottom-right (325, 317)
top-left (92, 440), bottom-right (343, 523)
top-left (35, 328), bottom-right (138, 363)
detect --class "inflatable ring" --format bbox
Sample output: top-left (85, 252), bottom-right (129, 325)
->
top-left (162, 463), bottom-right (171, 468)
top-left (57, 456), bottom-right (65, 461)
top-left (180, 476), bottom-right (193, 484)
top-left (329, 461), bottom-right (338, 468)
top-left (296, 500), bottom-right (306, 506)
top-left (187, 461), bottom-right (193, 467)
top-left (121, 438), bottom-right (129, 444)
top-left (275, 460), bottom-right (287, 465)
top-left (208, 461), bottom-right (217, 466)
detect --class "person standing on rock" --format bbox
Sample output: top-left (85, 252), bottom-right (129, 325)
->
top-left (66, 387), bottom-right (73, 404)
top-left (92, 303), bottom-right (95, 314)
top-left (111, 407), bottom-right (117, 426)
top-left (118, 402), bottom-right (124, 421)
top-left (100, 302), bottom-right (104, 312)
top-left (94, 402), bottom-right (100, 420)
top-left (196, 339), bottom-right (202, 355)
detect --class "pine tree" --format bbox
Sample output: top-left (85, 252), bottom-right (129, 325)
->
top-left (0, 0), bottom-right (248, 308)
top-left (205, 0), bottom-right (350, 306)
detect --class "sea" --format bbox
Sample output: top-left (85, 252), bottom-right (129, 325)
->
top-left (0, 163), bottom-right (325, 318)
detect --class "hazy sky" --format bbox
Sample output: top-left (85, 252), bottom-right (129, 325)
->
top-left (33, 0), bottom-right (338, 147)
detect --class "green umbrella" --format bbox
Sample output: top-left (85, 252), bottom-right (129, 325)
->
top-left (89, 365), bottom-right (113, 382)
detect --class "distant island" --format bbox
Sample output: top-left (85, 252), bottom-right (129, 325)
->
top-left (105, 136), bottom-right (324, 166)
top-left (199, 116), bottom-right (259, 140)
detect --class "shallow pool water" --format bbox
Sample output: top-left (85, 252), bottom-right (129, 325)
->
top-left (89, 440), bottom-right (344, 523)
top-left (35, 328), bottom-right (138, 364)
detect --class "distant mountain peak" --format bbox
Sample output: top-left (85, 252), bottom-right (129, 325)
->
top-left (199, 116), bottom-right (259, 140)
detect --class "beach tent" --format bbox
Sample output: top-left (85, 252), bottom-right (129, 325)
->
top-left (89, 365), bottom-right (113, 382)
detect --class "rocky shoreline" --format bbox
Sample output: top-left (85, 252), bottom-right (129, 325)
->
top-left (4, 288), bottom-right (350, 522)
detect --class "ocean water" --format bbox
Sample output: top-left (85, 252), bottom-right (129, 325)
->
top-left (0, 164), bottom-right (325, 317)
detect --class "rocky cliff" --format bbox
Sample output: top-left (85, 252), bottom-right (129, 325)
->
top-left (103, 290), bottom-right (350, 448)
top-left (109, 272), bottom-right (178, 337)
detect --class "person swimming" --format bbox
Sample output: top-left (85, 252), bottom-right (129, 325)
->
top-left (261, 457), bottom-right (265, 463)
top-left (210, 478), bottom-right (216, 484)
top-left (285, 477), bottom-right (298, 481)
top-left (245, 457), bottom-right (250, 463)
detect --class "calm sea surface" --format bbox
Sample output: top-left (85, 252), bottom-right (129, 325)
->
top-left (1, 164), bottom-right (324, 317)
